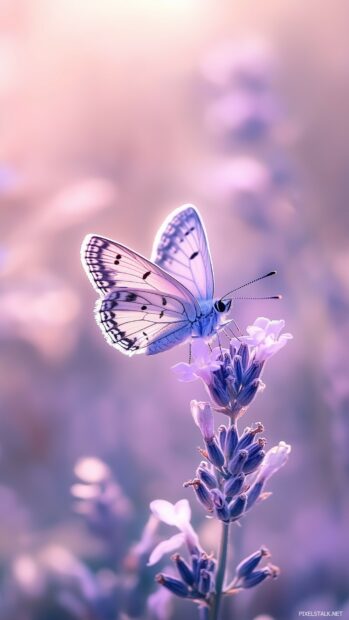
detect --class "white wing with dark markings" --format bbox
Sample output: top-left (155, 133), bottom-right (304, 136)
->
top-left (151, 204), bottom-right (214, 302)
top-left (97, 288), bottom-right (193, 355)
top-left (81, 232), bottom-right (201, 356)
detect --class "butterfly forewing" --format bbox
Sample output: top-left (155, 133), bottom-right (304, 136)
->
top-left (151, 204), bottom-right (214, 302)
top-left (82, 234), bottom-right (199, 320)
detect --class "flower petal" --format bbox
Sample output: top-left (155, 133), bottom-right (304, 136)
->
top-left (171, 362), bottom-right (197, 382)
top-left (254, 317), bottom-right (270, 330)
top-left (147, 533), bottom-right (185, 566)
top-left (190, 400), bottom-right (214, 440)
top-left (150, 500), bottom-right (178, 526)
top-left (173, 499), bottom-right (191, 524)
top-left (191, 338), bottom-right (209, 360)
top-left (258, 441), bottom-right (291, 481)
top-left (264, 319), bottom-right (285, 338)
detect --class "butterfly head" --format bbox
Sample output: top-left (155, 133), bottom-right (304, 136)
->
top-left (214, 298), bottom-right (232, 315)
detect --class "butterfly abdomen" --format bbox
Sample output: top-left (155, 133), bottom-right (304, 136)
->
top-left (146, 324), bottom-right (192, 355)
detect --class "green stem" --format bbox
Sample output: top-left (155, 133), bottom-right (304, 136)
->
top-left (210, 520), bottom-right (230, 620)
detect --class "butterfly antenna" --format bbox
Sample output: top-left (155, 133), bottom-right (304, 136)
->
top-left (222, 271), bottom-right (277, 300)
top-left (233, 295), bottom-right (282, 300)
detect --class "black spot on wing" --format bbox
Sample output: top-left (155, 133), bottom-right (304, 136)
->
top-left (190, 251), bottom-right (199, 260)
top-left (143, 271), bottom-right (151, 280)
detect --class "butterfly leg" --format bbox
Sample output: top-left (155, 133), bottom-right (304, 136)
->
top-left (188, 340), bottom-right (192, 364)
top-left (222, 328), bottom-right (233, 341)
top-left (219, 319), bottom-right (242, 342)
top-left (216, 330), bottom-right (223, 356)
top-left (230, 317), bottom-right (243, 336)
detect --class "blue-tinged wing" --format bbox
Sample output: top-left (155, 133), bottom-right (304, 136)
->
top-left (151, 204), bottom-right (214, 302)
top-left (97, 287), bottom-right (193, 356)
top-left (81, 234), bottom-right (199, 321)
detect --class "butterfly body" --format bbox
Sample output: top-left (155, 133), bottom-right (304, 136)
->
top-left (192, 301), bottom-right (223, 338)
top-left (81, 204), bottom-right (232, 356)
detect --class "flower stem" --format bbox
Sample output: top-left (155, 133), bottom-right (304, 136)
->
top-left (199, 605), bottom-right (209, 620)
top-left (210, 521), bottom-right (230, 620)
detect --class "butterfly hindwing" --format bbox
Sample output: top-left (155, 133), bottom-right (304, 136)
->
top-left (97, 287), bottom-right (193, 355)
top-left (151, 204), bottom-right (214, 302)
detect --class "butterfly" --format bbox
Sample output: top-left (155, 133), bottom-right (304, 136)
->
top-left (81, 204), bottom-right (278, 356)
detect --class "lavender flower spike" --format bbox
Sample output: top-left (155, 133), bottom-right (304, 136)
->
top-left (150, 318), bottom-right (292, 618)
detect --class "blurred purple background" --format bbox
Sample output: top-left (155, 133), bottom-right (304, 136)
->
top-left (1, 1), bottom-right (349, 619)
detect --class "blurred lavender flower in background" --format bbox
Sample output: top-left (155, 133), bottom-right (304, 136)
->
top-left (72, 456), bottom-right (132, 559)
top-left (199, 38), bottom-right (298, 235)
top-left (0, 546), bottom-right (121, 620)
top-left (201, 40), bottom-right (280, 145)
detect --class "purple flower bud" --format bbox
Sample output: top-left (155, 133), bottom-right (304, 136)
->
top-left (211, 489), bottom-right (230, 522)
top-left (172, 554), bottom-right (195, 586)
top-left (236, 547), bottom-right (270, 579)
top-left (237, 379), bottom-right (262, 408)
top-left (243, 449), bottom-right (265, 474)
top-left (238, 343), bottom-right (250, 370)
top-left (198, 552), bottom-right (215, 573)
top-left (246, 480), bottom-right (265, 510)
top-left (224, 473), bottom-right (245, 498)
top-left (237, 427), bottom-right (253, 448)
top-left (156, 573), bottom-right (189, 597)
top-left (205, 438), bottom-right (225, 468)
top-left (229, 493), bottom-right (247, 520)
top-left (218, 425), bottom-right (227, 451)
top-left (208, 376), bottom-right (231, 407)
top-left (240, 565), bottom-right (278, 589)
top-left (228, 449), bottom-right (248, 475)
top-left (196, 463), bottom-right (217, 490)
top-left (191, 554), bottom-right (199, 583)
top-left (229, 342), bottom-right (238, 359)
top-left (191, 400), bottom-right (214, 441)
top-left (193, 480), bottom-right (214, 512)
top-left (225, 424), bottom-right (239, 460)
top-left (243, 360), bottom-right (264, 385)
top-left (237, 423), bottom-right (263, 450)
top-left (233, 355), bottom-right (244, 385)
top-left (199, 569), bottom-right (211, 595)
